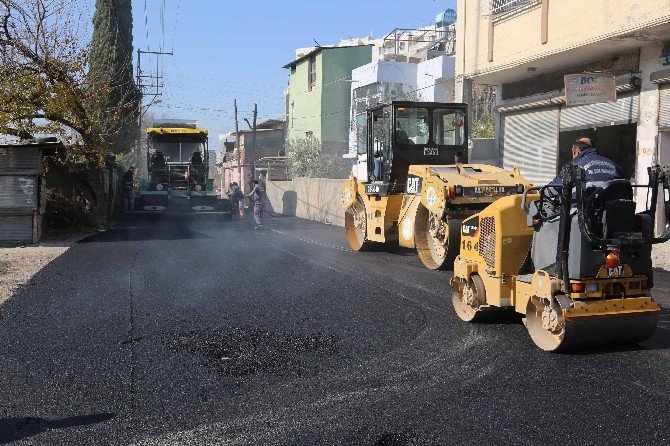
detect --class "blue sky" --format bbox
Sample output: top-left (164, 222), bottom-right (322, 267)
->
top-left (131, 0), bottom-right (456, 150)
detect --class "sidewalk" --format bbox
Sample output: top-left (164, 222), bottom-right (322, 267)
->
top-left (0, 233), bottom-right (94, 306)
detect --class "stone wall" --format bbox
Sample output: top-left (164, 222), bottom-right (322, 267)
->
top-left (265, 178), bottom-right (344, 227)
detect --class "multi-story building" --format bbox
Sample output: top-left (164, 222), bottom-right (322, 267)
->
top-left (455, 0), bottom-right (670, 208)
top-left (283, 44), bottom-right (373, 153)
top-left (219, 120), bottom-right (286, 193)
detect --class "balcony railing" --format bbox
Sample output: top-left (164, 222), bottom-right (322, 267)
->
top-left (484, 0), bottom-right (541, 19)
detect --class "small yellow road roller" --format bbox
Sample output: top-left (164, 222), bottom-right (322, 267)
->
top-left (452, 164), bottom-right (670, 351)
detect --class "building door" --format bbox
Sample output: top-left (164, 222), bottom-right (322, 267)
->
top-left (558, 124), bottom-right (637, 181)
top-left (559, 90), bottom-right (640, 181)
top-left (501, 107), bottom-right (559, 185)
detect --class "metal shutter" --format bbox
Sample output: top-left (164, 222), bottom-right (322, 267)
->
top-left (659, 84), bottom-right (670, 131)
top-left (560, 91), bottom-right (639, 131)
top-left (502, 107), bottom-right (559, 185)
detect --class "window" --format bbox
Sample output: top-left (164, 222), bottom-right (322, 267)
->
top-left (433, 109), bottom-right (465, 146)
top-left (308, 55), bottom-right (317, 91)
top-left (394, 106), bottom-right (429, 145)
top-left (486, 0), bottom-right (541, 19)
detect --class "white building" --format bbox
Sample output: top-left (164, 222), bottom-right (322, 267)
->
top-left (348, 55), bottom-right (456, 155)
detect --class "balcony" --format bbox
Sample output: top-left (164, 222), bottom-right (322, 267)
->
top-left (485, 0), bottom-right (541, 19)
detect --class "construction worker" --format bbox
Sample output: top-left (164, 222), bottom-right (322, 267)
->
top-left (227, 182), bottom-right (239, 215)
top-left (233, 182), bottom-right (245, 218)
top-left (121, 167), bottom-right (135, 211)
top-left (247, 179), bottom-right (265, 229)
top-left (550, 138), bottom-right (623, 192)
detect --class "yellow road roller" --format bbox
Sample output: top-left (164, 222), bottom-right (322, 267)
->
top-left (341, 101), bottom-right (530, 270)
top-left (452, 164), bottom-right (670, 351)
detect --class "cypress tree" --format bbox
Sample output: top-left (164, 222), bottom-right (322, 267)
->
top-left (89, 0), bottom-right (139, 152)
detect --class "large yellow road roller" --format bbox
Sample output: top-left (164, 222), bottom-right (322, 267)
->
top-left (341, 101), bottom-right (530, 270)
top-left (452, 164), bottom-right (670, 351)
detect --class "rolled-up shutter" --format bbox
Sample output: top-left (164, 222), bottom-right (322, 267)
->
top-left (659, 84), bottom-right (670, 131)
top-left (502, 107), bottom-right (559, 185)
top-left (560, 91), bottom-right (639, 131)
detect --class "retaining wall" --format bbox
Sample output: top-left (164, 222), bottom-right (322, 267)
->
top-left (266, 178), bottom-right (344, 227)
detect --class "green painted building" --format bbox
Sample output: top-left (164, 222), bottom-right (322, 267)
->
top-left (284, 45), bottom-right (373, 152)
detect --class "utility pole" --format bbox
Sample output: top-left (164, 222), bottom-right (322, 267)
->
top-left (234, 98), bottom-right (241, 192)
top-left (251, 103), bottom-right (258, 181)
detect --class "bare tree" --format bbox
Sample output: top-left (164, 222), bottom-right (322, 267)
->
top-left (0, 0), bottom-right (139, 225)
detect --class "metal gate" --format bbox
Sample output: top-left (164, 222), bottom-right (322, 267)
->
top-left (560, 91), bottom-right (639, 131)
top-left (502, 107), bottom-right (559, 185)
top-left (659, 83), bottom-right (670, 131)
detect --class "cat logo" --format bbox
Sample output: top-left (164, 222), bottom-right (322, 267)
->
top-left (608, 266), bottom-right (624, 277)
top-left (406, 175), bottom-right (422, 194)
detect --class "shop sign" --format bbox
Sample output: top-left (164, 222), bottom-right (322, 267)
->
top-left (564, 73), bottom-right (616, 106)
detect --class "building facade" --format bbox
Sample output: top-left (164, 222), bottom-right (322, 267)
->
top-left (219, 122), bottom-right (286, 194)
top-left (284, 45), bottom-right (373, 153)
top-left (456, 0), bottom-right (670, 207)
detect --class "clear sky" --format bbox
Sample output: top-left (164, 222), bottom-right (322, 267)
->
top-left (131, 0), bottom-right (456, 150)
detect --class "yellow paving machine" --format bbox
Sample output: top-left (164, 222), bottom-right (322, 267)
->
top-left (341, 101), bottom-right (530, 269)
top-left (452, 164), bottom-right (670, 351)
top-left (136, 120), bottom-right (231, 217)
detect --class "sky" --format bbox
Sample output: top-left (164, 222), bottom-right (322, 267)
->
top-left (130, 0), bottom-right (457, 151)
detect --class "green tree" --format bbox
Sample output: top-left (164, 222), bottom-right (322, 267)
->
top-left (89, 0), bottom-right (139, 152)
top-left (472, 111), bottom-right (495, 139)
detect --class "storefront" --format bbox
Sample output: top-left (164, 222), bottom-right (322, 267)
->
top-left (498, 82), bottom-right (640, 185)
top-left (653, 69), bottom-right (670, 166)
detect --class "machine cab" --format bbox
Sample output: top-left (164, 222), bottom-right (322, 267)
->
top-left (362, 101), bottom-right (468, 195)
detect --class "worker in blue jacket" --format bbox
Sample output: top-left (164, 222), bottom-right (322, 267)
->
top-left (549, 138), bottom-right (623, 196)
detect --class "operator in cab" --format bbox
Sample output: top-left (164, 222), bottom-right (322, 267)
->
top-left (548, 137), bottom-right (623, 197)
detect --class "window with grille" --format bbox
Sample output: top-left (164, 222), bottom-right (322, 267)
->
top-left (485, 0), bottom-right (541, 19)
top-left (308, 55), bottom-right (317, 91)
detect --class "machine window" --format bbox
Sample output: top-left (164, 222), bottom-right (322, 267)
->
top-left (434, 109), bottom-right (465, 146)
top-left (395, 106), bottom-right (429, 145)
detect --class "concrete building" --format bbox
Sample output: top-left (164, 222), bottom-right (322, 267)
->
top-left (284, 44), bottom-right (373, 153)
top-left (219, 121), bottom-right (286, 194)
top-left (455, 0), bottom-right (670, 208)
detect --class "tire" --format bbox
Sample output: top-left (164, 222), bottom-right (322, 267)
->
top-left (415, 204), bottom-right (461, 270)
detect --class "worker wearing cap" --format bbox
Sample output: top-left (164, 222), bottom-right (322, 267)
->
top-left (549, 138), bottom-right (623, 196)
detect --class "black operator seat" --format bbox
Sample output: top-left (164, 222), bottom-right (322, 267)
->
top-left (586, 179), bottom-right (635, 239)
top-left (190, 151), bottom-right (204, 165)
top-left (151, 151), bottom-right (166, 169)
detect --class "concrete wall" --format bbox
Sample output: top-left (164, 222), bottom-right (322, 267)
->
top-left (266, 178), bottom-right (344, 227)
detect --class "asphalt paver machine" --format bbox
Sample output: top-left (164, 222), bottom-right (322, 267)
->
top-left (137, 120), bottom-right (230, 217)
top-left (341, 101), bottom-right (531, 270)
top-left (452, 164), bottom-right (670, 351)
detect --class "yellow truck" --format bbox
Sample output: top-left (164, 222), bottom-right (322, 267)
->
top-left (342, 101), bottom-right (530, 269)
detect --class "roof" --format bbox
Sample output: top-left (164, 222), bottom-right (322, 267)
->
top-left (283, 44), bottom-right (373, 69)
top-left (147, 127), bottom-right (208, 136)
top-left (0, 139), bottom-right (66, 156)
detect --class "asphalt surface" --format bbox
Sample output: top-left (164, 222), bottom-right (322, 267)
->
top-left (1, 213), bottom-right (670, 445)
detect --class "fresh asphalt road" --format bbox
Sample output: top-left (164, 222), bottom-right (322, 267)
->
top-left (1, 214), bottom-right (670, 446)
